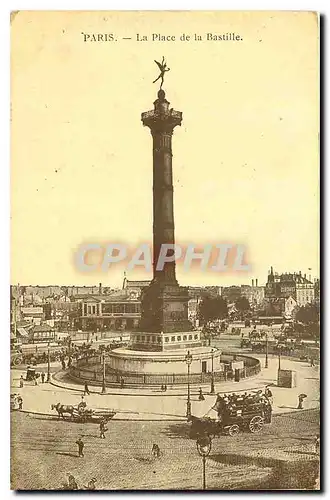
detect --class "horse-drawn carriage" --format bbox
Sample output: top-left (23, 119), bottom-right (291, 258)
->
top-left (189, 391), bottom-right (272, 439)
top-left (51, 402), bottom-right (116, 423)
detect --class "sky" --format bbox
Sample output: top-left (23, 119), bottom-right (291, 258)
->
top-left (11, 11), bottom-right (319, 288)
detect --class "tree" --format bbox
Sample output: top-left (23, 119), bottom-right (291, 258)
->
top-left (296, 303), bottom-right (319, 325)
top-left (235, 297), bottom-right (250, 313)
top-left (295, 303), bottom-right (320, 338)
top-left (199, 296), bottom-right (228, 324)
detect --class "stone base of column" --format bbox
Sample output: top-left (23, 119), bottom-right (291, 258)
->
top-left (139, 280), bottom-right (192, 333)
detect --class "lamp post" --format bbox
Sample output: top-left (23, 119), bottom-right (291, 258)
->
top-left (265, 332), bottom-right (269, 369)
top-left (47, 342), bottom-right (50, 382)
top-left (278, 346), bottom-right (281, 371)
top-left (185, 350), bottom-right (193, 418)
top-left (196, 435), bottom-right (212, 490)
top-left (210, 348), bottom-right (215, 394)
top-left (101, 349), bottom-right (106, 394)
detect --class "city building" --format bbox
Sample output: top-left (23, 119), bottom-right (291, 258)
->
top-left (314, 279), bottom-right (320, 307)
top-left (240, 280), bottom-right (265, 307)
top-left (20, 306), bottom-right (44, 326)
top-left (29, 324), bottom-right (56, 343)
top-left (221, 286), bottom-right (242, 303)
top-left (259, 295), bottom-right (298, 323)
top-left (80, 293), bottom-right (141, 331)
top-left (265, 267), bottom-right (314, 306)
top-left (123, 278), bottom-right (151, 297)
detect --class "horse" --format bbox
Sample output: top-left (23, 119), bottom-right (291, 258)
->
top-left (51, 402), bottom-right (76, 419)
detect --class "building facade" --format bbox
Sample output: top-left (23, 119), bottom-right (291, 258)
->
top-left (265, 267), bottom-right (314, 306)
top-left (80, 294), bottom-right (141, 331)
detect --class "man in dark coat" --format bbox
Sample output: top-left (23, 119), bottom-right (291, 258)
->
top-left (17, 395), bottom-right (23, 410)
top-left (76, 437), bottom-right (85, 457)
top-left (99, 419), bottom-right (108, 439)
top-left (297, 394), bottom-right (306, 409)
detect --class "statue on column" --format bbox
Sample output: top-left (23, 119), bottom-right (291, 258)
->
top-left (153, 57), bottom-right (170, 89)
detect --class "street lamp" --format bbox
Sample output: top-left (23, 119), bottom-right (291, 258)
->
top-left (47, 342), bottom-right (50, 382)
top-left (196, 434), bottom-right (212, 490)
top-left (265, 332), bottom-right (269, 369)
top-left (278, 346), bottom-right (281, 371)
top-left (185, 350), bottom-right (193, 418)
top-left (101, 349), bottom-right (106, 394)
top-left (210, 348), bottom-right (215, 394)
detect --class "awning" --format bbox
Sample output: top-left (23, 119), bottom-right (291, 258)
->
top-left (17, 327), bottom-right (29, 337)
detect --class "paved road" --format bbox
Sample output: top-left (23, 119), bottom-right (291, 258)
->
top-left (11, 354), bottom-right (320, 420)
top-left (11, 409), bottom-right (320, 490)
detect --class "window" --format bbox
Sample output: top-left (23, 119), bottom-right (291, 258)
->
top-left (152, 336), bottom-right (156, 342)
top-left (183, 335), bottom-right (187, 341)
top-left (165, 337), bottom-right (169, 343)
top-left (141, 336), bottom-right (145, 342)
top-left (157, 337), bottom-right (161, 343)
top-left (137, 335), bottom-right (140, 342)
top-left (177, 336), bottom-right (182, 341)
top-left (171, 336), bottom-right (175, 342)
top-left (188, 335), bottom-right (192, 340)
top-left (194, 334), bottom-right (198, 339)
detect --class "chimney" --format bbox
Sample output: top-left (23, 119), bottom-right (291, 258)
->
top-left (256, 279), bottom-right (258, 287)
top-left (252, 279), bottom-right (254, 287)
top-left (308, 274), bottom-right (311, 282)
top-left (304, 274), bottom-right (306, 279)
top-left (99, 282), bottom-right (102, 295)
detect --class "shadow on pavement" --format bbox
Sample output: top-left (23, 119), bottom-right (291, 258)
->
top-left (160, 422), bottom-right (190, 440)
top-left (56, 452), bottom-right (80, 458)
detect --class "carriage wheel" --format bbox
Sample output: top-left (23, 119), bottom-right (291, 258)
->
top-left (228, 424), bottom-right (240, 436)
top-left (12, 356), bottom-right (23, 366)
top-left (248, 415), bottom-right (264, 433)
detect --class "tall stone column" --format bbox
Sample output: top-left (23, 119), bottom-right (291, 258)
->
top-left (139, 89), bottom-right (192, 336)
top-left (142, 89), bottom-right (181, 284)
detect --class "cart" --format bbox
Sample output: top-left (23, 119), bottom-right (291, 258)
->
top-left (70, 408), bottom-right (116, 423)
top-left (189, 391), bottom-right (272, 439)
top-left (26, 367), bottom-right (40, 381)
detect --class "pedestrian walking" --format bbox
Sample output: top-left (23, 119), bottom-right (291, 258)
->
top-left (17, 395), bottom-right (23, 410)
top-left (84, 382), bottom-right (90, 396)
top-left (120, 377), bottom-right (124, 388)
top-left (265, 386), bottom-right (273, 405)
top-left (152, 443), bottom-right (161, 458)
top-left (76, 437), bottom-right (85, 457)
top-left (198, 387), bottom-right (205, 401)
top-left (34, 375), bottom-right (38, 386)
top-left (41, 372), bottom-right (45, 383)
top-left (19, 375), bottom-right (24, 388)
top-left (310, 357), bottom-right (315, 367)
top-left (161, 384), bottom-right (164, 392)
top-left (297, 393), bottom-right (307, 409)
top-left (164, 384), bottom-right (167, 392)
top-left (99, 419), bottom-right (108, 439)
